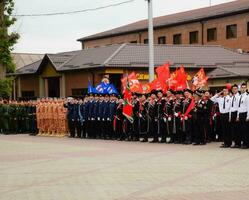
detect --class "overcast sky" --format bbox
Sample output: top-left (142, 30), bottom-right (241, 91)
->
top-left (12, 0), bottom-right (235, 54)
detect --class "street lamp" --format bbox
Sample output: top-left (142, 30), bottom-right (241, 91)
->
top-left (146, 0), bottom-right (155, 82)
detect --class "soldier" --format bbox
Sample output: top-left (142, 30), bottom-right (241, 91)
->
top-left (237, 83), bottom-right (249, 149)
top-left (115, 97), bottom-right (124, 141)
top-left (192, 91), bottom-right (207, 145)
top-left (211, 88), bottom-right (232, 148)
top-left (138, 94), bottom-right (149, 142)
top-left (164, 90), bottom-right (175, 143)
top-left (0, 99), bottom-right (3, 134)
top-left (9, 100), bottom-right (17, 134)
top-left (172, 91), bottom-right (184, 144)
top-left (132, 93), bottom-right (140, 141)
top-left (87, 93), bottom-right (95, 139)
top-left (202, 90), bottom-right (214, 143)
top-left (78, 97), bottom-right (87, 138)
top-left (67, 98), bottom-right (77, 138)
top-left (92, 94), bottom-right (100, 139)
top-left (180, 89), bottom-right (194, 145)
top-left (109, 94), bottom-right (117, 140)
top-left (148, 91), bottom-right (158, 143)
top-left (2, 100), bottom-right (10, 134)
top-left (97, 95), bottom-right (105, 139)
top-left (156, 90), bottom-right (166, 143)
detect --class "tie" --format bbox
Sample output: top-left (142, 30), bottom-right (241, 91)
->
top-left (223, 97), bottom-right (226, 109)
top-left (232, 96), bottom-right (235, 107)
top-left (239, 95), bottom-right (243, 107)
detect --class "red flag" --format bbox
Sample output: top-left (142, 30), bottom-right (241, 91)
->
top-left (192, 68), bottom-right (208, 90)
top-left (156, 63), bottom-right (170, 92)
top-left (122, 80), bottom-right (133, 123)
top-left (121, 72), bottom-right (141, 93)
top-left (175, 66), bottom-right (188, 91)
top-left (150, 78), bottom-right (164, 91)
top-left (140, 83), bottom-right (151, 94)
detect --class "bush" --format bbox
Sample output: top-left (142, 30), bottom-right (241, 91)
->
top-left (0, 78), bottom-right (13, 99)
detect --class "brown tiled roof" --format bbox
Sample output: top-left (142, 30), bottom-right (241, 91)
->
top-left (15, 44), bottom-right (249, 80)
top-left (78, 0), bottom-right (249, 42)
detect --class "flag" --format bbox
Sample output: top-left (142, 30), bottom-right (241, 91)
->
top-left (88, 80), bottom-right (98, 94)
top-left (192, 68), bottom-right (208, 90)
top-left (175, 65), bottom-right (188, 91)
top-left (107, 84), bottom-right (118, 95)
top-left (156, 63), bottom-right (170, 83)
top-left (140, 83), bottom-right (151, 94)
top-left (121, 72), bottom-right (141, 93)
top-left (150, 78), bottom-right (164, 91)
top-left (123, 79), bottom-right (133, 123)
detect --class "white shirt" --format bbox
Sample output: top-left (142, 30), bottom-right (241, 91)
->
top-left (211, 94), bottom-right (231, 114)
top-left (230, 93), bottom-right (240, 113)
top-left (237, 92), bottom-right (249, 119)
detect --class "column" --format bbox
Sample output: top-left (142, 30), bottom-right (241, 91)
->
top-left (60, 74), bottom-right (66, 98)
top-left (17, 77), bottom-right (21, 98)
top-left (39, 76), bottom-right (45, 98)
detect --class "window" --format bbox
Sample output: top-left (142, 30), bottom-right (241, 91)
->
top-left (226, 24), bottom-right (237, 39)
top-left (247, 22), bottom-right (249, 36)
top-left (158, 36), bottom-right (166, 44)
top-left (72, 88), bottom-right (88, 97)
top-left (144, 39), bottom-right (148, 44)
top-left (130, 41), bottom-right (137, 43)
top-left (207, 28), bottom-right (217, 42)
top-left (21, 91), bottom-right (35, 98)
top-left (189, 31), bottom-right (199, 44)
top-left (173, 34), bottom-right (182, 44)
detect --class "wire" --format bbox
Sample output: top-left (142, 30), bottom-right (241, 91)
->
top-left (12, 0), bottom-right (136, 17)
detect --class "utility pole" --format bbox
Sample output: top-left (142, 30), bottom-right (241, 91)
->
top-left (147, 0), bottom-right (155, 82)
top-left (209, 0), bottom-right (212, 7)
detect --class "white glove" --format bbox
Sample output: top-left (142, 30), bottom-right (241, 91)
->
top-left (107, 118), bottom-right (110, 121)
top-left (91, 118), bottom-right (94, 121)
top-left (163, 118), bottom-right (167, 123)
top-left (184, 116), bottom-right (188, 120)
top-left (168, 117), bottom-right (172, 122)
top-left (97, 117), bottom-right (100, 121)
top-left (102, 118), bottom-right (105, 121)
top-left (174, 113), bottom-right (178, 117)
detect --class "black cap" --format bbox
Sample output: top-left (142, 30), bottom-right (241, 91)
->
top-left (151, 90), bottom-right (157, 95)
top-left (184, 89), bottom-right (193, 94)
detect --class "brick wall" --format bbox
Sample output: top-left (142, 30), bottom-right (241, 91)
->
top-left (82, 13), bottom-right (249, 52)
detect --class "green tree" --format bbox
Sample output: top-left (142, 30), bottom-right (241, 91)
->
top-left (0, 0), bottom-right (19, 99)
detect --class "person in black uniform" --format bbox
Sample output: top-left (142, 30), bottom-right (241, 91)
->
top-left (115, 97), bottom-right (125, 141)
top-left (165, 90), bottom-right (175, 143)
top-left (173, 91), bottom-right (183, 144)
top-left (67, 98), bottom-right (77, 138)
top-left (132, 93), bottom-right (140, 141)
top-left (109, 94), bottom-right (117, 140)
top-left (149, 91), bottom-right (158, 143)
top-left (98, 94), bottom-right (105, 139)
top-left (156, 90), bottom-right (166, 143)
top-left (181, 89), bottom-right (194, 145)
top-left (87, 93), bottom-right (95, 139)
top-left (202, 90), bottom-right (214, 143)
top-left (192, 91), bottom-right (207, 145)
top-left (139, 94), bottom-right (149, 142)
top-left (92, 94), bottom-right (100, 139)
top-left (102, 94), bottom-right (110, 139)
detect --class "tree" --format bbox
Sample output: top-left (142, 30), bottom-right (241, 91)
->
top-left (0, 0), bottom-right (19, 98)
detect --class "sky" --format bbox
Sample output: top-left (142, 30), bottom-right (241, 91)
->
top-left (12, 0), bottom-right (235, 54)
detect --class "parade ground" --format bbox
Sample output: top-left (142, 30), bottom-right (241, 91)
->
top-left (1, 135), bottom-right (249, 200)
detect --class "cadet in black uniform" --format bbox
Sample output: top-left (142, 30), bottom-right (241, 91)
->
top-left (148, 91), bottom-right (158, 143)
top-left (139, 94), bottom-right (149, 142)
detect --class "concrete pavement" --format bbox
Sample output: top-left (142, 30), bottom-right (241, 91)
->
top-left (1, 134), bottom-right (249, 200)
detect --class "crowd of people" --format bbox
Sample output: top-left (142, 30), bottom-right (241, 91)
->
top-left (0, 83), bottom-right (249, 149)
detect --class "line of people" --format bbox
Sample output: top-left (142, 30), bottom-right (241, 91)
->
top-left (1, 83), bottom-right (248, 149)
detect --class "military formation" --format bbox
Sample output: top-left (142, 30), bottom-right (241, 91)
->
top-left (0, 83), bottom-right (249, 149)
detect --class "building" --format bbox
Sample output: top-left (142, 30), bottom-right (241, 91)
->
top-left (77, 0), bottom-right (249, 52)
top-left (14, 44), bottom-right (249, 99)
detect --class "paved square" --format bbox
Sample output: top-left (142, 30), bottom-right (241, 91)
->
top-left (0, 134), bottom-right (249, 200)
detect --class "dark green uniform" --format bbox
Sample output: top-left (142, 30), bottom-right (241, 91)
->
top-left (9, 104), bottom-right (18, 134)
top-left (0, 103), bottom-right (3, 134)
top-left (2, 103), bottom-right (10, 134)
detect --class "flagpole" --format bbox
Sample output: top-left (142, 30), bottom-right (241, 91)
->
top-left (147, 0), bottom-right (155, 82)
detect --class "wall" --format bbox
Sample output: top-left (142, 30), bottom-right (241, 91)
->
top-left (82, 13), bottom-right (249, 52)
top-left (19, 75), bottom-right (39, 97)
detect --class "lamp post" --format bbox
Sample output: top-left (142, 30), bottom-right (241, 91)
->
top-left (146, 0), bottom-right (155, 82)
